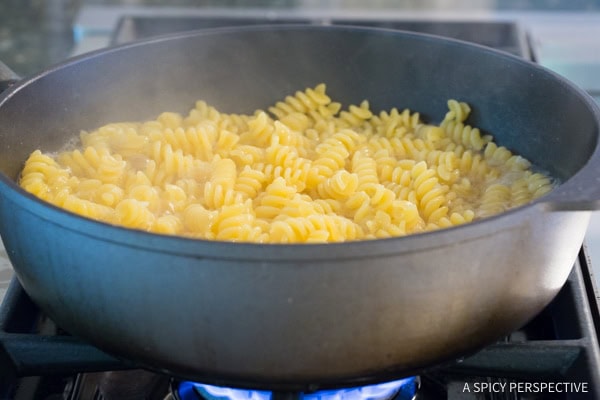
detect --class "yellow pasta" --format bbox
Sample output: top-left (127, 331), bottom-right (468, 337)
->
top-left (19, 84), bottom-right (554, 243)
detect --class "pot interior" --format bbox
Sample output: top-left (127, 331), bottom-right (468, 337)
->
top-left (0, 26), bottom-right (597, 184)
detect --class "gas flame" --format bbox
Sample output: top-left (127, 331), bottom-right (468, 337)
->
top-left (178, 377), bottom-right (417, 400)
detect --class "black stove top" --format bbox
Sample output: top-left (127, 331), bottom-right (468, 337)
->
top-left (1, 16), bottom-right (600, 400)
top-left (110, 15), bottom-right (530, 59)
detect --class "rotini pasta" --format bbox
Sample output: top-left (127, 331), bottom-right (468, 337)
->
top-left (19, 84), bottom-right (554, 243)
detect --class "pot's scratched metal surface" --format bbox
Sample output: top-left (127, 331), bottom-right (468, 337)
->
top-left (0, 240), bottom-right (12, 302)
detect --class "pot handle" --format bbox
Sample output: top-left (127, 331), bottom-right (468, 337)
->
top-left (537, 148), bottom-right (600, 211)
top-left (0, 61), bottom-right (20, 92)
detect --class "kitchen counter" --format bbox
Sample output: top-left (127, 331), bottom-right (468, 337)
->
top-left (2, 1), bottom-right (600, 302)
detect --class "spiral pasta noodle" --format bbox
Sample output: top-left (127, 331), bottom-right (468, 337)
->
top-left (19, 84), bottom-right (554, 243)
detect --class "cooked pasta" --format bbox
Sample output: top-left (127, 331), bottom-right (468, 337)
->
top-left (19, 84), bottom-right (554, 243)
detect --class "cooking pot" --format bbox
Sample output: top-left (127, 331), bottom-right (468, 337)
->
top-left (0, 25), bottom-right (599, 390)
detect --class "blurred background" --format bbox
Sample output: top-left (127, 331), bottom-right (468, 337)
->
top-left (1, 0), bottom-right (600, 289)
top-left (1, 0), bottom-right (600, 76)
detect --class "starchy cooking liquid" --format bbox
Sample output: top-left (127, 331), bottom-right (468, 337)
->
top-left (19, 84), bottom-right (553, 243)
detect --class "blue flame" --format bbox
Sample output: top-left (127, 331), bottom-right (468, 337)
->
top-left (178, 377), bottom-right (417, 400)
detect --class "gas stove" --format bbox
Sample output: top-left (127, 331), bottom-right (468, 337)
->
top-left (1, 14), bottom-right (600, 400)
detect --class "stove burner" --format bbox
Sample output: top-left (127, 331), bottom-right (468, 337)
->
top-left (176, 378), bottom-right (418, 400)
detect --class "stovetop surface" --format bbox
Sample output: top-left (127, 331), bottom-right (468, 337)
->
top-left (110, 15), bottom-right (529, 58)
